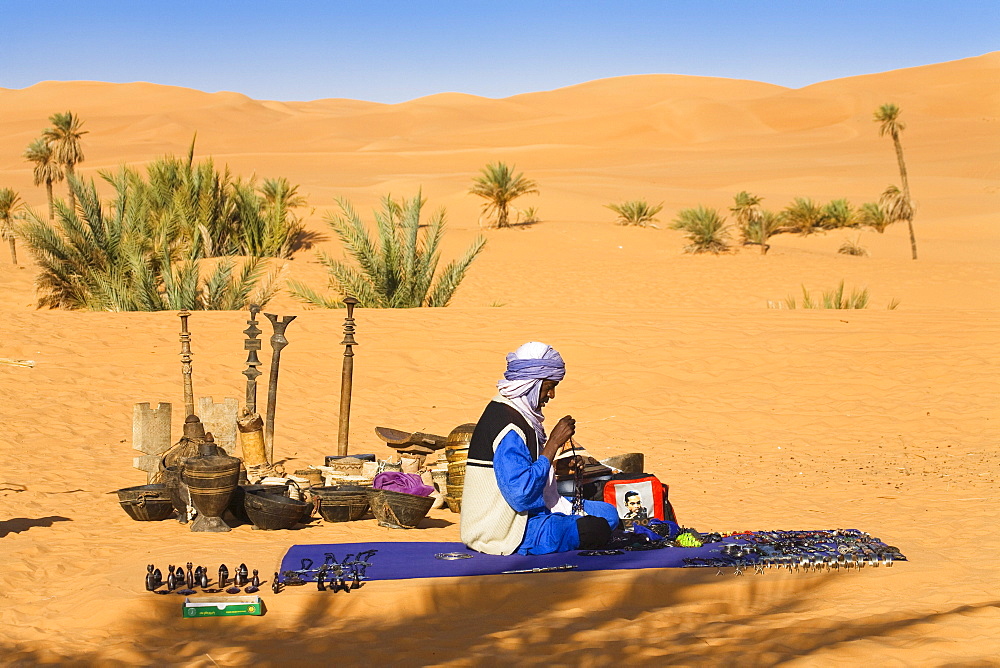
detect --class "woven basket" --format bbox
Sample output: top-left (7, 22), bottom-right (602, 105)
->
top-left (446, 461), bottom-right (466, 499)
top-left (294, 469), bottom-right (323, 488)
top-left (366, 488), bottom-right (434, 529)
top-left (244, 491), bottom-right (309, 530)
top-left (430, 469), bottom-right (449, 494)
top-left (444, 495), bottom-right (462, 513)
top-left (328, 457), bottom-right (364, 476)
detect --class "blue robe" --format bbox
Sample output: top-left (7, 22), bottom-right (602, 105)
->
top-left (493, 429), bottom-right (619, 555)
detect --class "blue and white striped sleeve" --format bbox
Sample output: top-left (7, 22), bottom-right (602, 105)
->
top-left (493, 427), bottom-right (551, 513)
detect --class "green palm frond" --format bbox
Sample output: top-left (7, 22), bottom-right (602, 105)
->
top-left (671, 206), bottom-right (730, 254)
top-left (292, 193), bottom-right (486, 309)
top-left (606, 199), bottom-right (663, 227)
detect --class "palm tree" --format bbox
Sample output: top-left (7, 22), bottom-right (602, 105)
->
top-left (18, 175), bottom-right (278, 310)
top-left (0, 188), bottom-right (24, 264)
top-left (729, 191), bottom-right (762, 242)
top-left (879, 185), bottom-right (913, 231)
top-left (470, 162), bottom-right (538, 228)
top-left (23, 138), bottom-right (63, 221)
top-left (605, 199), bottom-right (663, 227)
top-left (874, 103), bottom-right (917, 259)
top-left (289, 193), bottom-right (486, 308)
top-left (43, 111), bottom-right (88, 211)
top-left (671, 206), bottom-right (730, 254)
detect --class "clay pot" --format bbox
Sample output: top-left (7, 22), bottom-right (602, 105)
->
top-left (182, 437), bottom-right (241, 532)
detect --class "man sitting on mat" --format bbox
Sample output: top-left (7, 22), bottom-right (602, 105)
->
top-left (461, 342), bottom-right (619, 555)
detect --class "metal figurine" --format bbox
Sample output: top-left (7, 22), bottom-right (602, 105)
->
top-left (251, 569), bottom-right (260, 588)
top-left (198, 567), bottom-right (209, 589)
top-left (242, 305), bottom-right (263, 414)
top-left (337, 297), bottom-right (359, 457)
top-left (178, 310), bottom-right (196, 418)
top-left (352, 569), bottom-right (362, 590)
top-left (271, 572), bottom-right (283, 594)
top-left (167, 569), bottom-right (177, 592)
top-left (316, 565), bottom-right (328, 591)
top-left (145, 565), bottom-right (157, 591)
top-left (218, 564), bottom-right (229, 588)
top-left (185, 562), bottom-right (195, 590)
top-left (238, 563), bottom-right (249, 585)
top-left (263, 311), bottom-right (297, 463)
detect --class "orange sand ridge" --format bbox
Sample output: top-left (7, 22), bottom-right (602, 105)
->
top-left (0, 54), bottom-right (998, 665)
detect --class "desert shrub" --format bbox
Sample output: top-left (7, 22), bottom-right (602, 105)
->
top-left (745, 209), bottom-right (782, 255)
top-left (18, 176), bottom-right (279, 310)
top-left (857, 202), bottom-right (891, 233)
top-left (773, 281), bottom-right (899, 310)
top-left (518, 206), bottom-right (541, 225)
top-left (782, 197), bottom-right (828, 235)
top-left (671, 206), bottom-right (730, 254)
top-left (288, 193), bottom-right (486, 308)
top-left (823, 199), bottom-right (858, 229)
top-left (606, 199), bottom-right (663, 227)
top-left (838, 236), bottom-right (868, 256)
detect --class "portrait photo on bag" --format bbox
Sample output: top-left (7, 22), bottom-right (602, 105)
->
top-left (603, 474), bottom-right (666, 528)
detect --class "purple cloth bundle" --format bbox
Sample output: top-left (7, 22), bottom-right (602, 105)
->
top-left (372, 472), bottom-right (434, 497)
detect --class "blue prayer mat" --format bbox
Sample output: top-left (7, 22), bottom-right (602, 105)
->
top-left (277, 529), bottom-right (905, 583)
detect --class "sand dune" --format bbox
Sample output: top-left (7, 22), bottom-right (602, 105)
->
top-left (1, 54), bottom-right (998, 664)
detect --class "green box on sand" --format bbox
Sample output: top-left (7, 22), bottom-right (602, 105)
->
top-left (183, 595), bottom-right (263, 618)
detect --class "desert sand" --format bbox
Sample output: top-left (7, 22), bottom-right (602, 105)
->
top-left (0, 53), bottom-right (998, 665)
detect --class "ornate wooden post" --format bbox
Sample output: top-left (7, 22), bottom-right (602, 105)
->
top-left (178, 310), bottom-right (195, 418)
top-left (263, 311), bottom-right (296, 464)
top-left (337, 297), bottom-right (359, 456)
top-left (242, 304), bottom-right (263, 414)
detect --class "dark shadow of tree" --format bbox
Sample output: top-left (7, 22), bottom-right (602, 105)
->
top-left (3, 567), bottom-right (998, 666)
top-left (0, 516), bottom-right (72, 538)
top-left (290, 228), bottom-right (328, 253)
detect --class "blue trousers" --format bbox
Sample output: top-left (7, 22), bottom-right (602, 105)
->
top-left (517, 499), bottom-right (620, 555)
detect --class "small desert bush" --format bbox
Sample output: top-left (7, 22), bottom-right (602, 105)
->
top-left (857, 202), bottom-right (891, 233)
top-left (518, 206), bottom-right (541, 225)
top-left (772, 281), bottom-right (899, 310)
top-left (745, 210), bottom-right (782, 254)
top-left (838, 236), bottom-right (868, 256)
top-left (671, 206), bottom-right (730, 254)
top-left (782, 197), bottom-right (828, 235)
top-left (823, 199), bottom-right (858, 229)
top-left (288, 192), bottom-right (486, 308)
top-left (606, 199), bottom-right (663, 227)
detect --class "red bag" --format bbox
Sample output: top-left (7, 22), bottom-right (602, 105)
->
top-left (603, 474), bottom-right (669, 522)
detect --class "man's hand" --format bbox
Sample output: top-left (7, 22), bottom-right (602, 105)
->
top-left (548, 415), bottom-right (576, 449)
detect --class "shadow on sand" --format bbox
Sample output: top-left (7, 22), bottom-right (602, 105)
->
top-left (4, 563), bottom-right (998, 665)
top-left (0, 516), bottom-right (72, 538)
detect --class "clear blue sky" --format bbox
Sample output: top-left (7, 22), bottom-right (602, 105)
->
top-left (3, 1), bottom-right (996, 103)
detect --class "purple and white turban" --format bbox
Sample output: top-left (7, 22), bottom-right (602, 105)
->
top-left (496, 342), bottom-right (566, 445)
